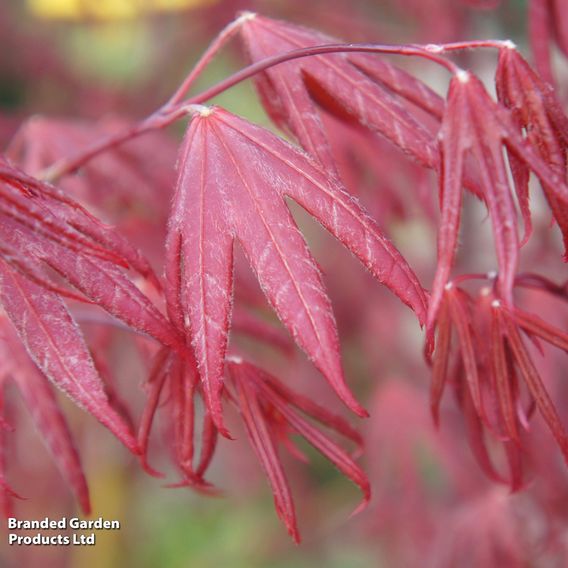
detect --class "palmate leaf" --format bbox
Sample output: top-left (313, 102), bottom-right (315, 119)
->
top-left (0, 159), bottom-right (189, 458)
top-left (239, 14), bottom-right (443, 173)
top-left (0, 260), bottom-right (138, 454)
top-left (228, 360), bottom-right (369, 543)
top-left (428, 70), bottom-right (568, 330)
top-left (0, 319), bottom-right (90, 513)
top-left (0, 158), bottom-right (184, 351)
top-left (496, 47), bottom-right (568, 256)
top-left (430, 280), bottom-right (568, 486)
top-left (166, 106), bottom-right (427, 435)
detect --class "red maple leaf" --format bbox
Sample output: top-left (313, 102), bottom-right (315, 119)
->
top-left (428, 69), bottom-right (568, 330)
top-left (166, 105), bottom-right (427, 435)
top-left (238, 14), bottom-right (443, 174)
top-left (0, 161), bottom-right (185, 456)
top-left (228, 360), bottom-right (369, 542)
top-left (0, 317), bottom-right (90, 514)
top-left (430, 276), bottom-right (568, 487)
top-left (496, 47), bottom-right (568, 255)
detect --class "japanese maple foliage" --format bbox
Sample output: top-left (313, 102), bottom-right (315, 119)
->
top-left (2, 1), bottom-right (568, 557)
top-left (0, 317), bottom-right (90, 515)
top-left (239, 14), bottom-right (442, 173)
top-left (166, 104), bottom-right (426, 436)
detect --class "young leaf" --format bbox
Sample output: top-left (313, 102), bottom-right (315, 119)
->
top-left (429, 69), bottom-right (568, 327)
top-left (0, 320), bottom-right (90, 513)
top-left (167, 105), bottom-right (427, 433)
top-left (0, 260), bottom-right (138, 454)
top-left (239, 14), bottom-right (442, 172)
top-left (229, 360), bottom-right (368, 541)
top-left (231, 365), bottom-right (299, 542)
top-left (255, 378), bottom-right (370, 515)
top-left (0, 217), bottom-right (182, 351)
top-left (496, 47), bottom-right (568, 256)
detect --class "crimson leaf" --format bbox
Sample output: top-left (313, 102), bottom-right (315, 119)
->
top-left (0, 318), bottom-right (90, 513)
top-left (166, 106), bottom-right (427, 435)
top-left (0, 260), bottom-right (138, 454)
top-left (239, 14), bottom-right (443, 172)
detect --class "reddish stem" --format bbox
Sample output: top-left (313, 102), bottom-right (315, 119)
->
top-left (186, 43), bottom-right (460, 107)
top-left (423, 39), bottom-right (516, 52)
top-left (39, 39), bottom-right (483, 182)
top-left (166, 12), bottom-right (253, 107)
top-left (39, 106), bottom-right (188, 183)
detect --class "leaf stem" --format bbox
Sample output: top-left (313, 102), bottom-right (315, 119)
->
top-left (186, 42), bottom-right (460, 106)
top-left (39, 106), bottom-right (188, 183)
top-left (166, 12), bottom-right (254, 107)
top-left (39, 37), bottom-right (501, 182)
top-left (422, 39), bottom-right (516, 52)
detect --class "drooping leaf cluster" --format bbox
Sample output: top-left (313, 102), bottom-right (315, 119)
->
top-left (2, 6), bottom-right (568, 545)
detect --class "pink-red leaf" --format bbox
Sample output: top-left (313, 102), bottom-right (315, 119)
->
top-left (231, 366), bottom-right (299, 542)
top-left (0, 261), bottom-right (138, 453)
top-left (496, 47), bottom-right (568, 256)
top-left (1, 321), bottom-right (90, 513)
top-left (168, 106), bottom-right (427, 431)
top-left (240, 15), bottom-right (440, 170)
top-left (0, 217), bottom-right (182, 350)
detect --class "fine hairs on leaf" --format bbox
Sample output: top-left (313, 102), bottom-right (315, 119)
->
top-left (166, 105), bottom-right (427, 437)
